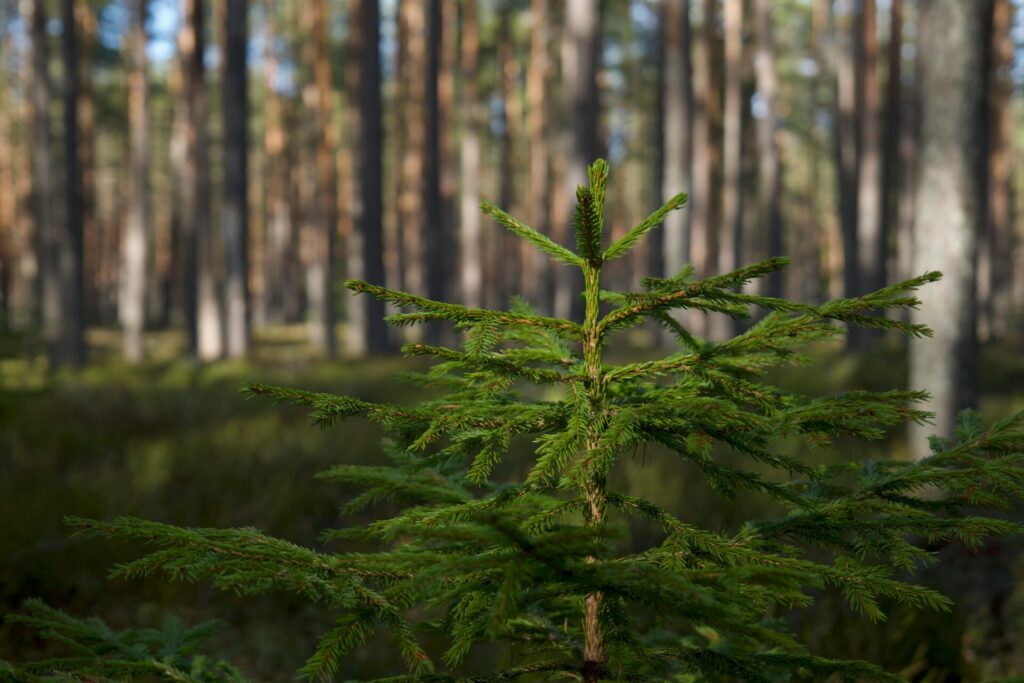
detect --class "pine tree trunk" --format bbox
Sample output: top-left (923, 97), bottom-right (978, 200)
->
top-left (980, 0), bottom-right (1013, 341)
top-left (459, 0), bottom-right (482, 310)
top-left (51, 0), bottom-right (85, 367)
top-left (691, 0), bottom-right (721, 309)
top-left (121, 0), bottom-right (149, 363)
top-left (525, 0), bottom-right (551, 309)
top-left (423, 0), bottom-right (444, 341)
top-left (398, 1), bottom-right (426, 312)
top-left (908, 0), bottom-right (988, 458)
top-left (181, 0), bottom-right (219, 360)
top-left (497, 1), bottom-right (521, 308)
top-left (0, 40), bottom-right (13, 323)
top-left (25, 0), bottom-right (51, 333)
top-left (222, 0), bottom-right (249, 358)
top-left (831, 1), bottom-right (860, 302)
top-left (660, 0), bottom-right (692, 290)
top-left (559, 0), bottom-right (601, 324)
top-left (353, 0), bottom-right (389, 354)
top-left (76, 3), bottom-right (97, 326)
top-left (262, 3), bottom-right (288, 326)
top-left (880, 0), bottom-right (902, 294)
top-left (306, 0), bottom-right (337, 357)
top-left (714, 0), bottom-right (742, 337)
top-left (856, 0), bottom-right (883, 296)
top-left (754, 0), bottom-right (783, 300)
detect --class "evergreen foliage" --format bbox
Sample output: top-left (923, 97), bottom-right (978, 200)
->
top-left (6, 160), bottom-right (1024, 681)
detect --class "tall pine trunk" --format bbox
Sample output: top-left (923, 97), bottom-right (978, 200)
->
top-left (525, 0), bottom-right (551, 309)
top-left (660, 0), bottom-right (692, 288)
top-left (856, 0), bottom-right (883, 296)
top-left (353, 0), bottom-right (388, 353)
top-left (222, 0), bottom-right (249, 357)
top-left (754, 0), bottom-right (783, 299)
top-left (306, 0), bottom-right (337, 357)
top-left (909, 0), bottom-right (989, 458)
top-left (51, 0), bottom-right (85, 367)
top-left (832, 1), bottom-right (859, 302)
top-left (423, 0), bottom-right (444, 341)
top-left (714, 0), bottom-right (742, 337)
top-left (121, 0), bottom-right (149, 363)
top-left (690, 0), bottom-right (720, 296)
top-left (459, 0), bottom-right (482, 309)
top-left (558, 0), bottom-right (601, 323)
top-left (25, 0), bottom-right (51, 332)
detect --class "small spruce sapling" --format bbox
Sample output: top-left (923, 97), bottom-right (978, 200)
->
top-left (7, 160), bottom-right (1024, 681)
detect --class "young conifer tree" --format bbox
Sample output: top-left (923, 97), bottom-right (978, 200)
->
top-left (7, 161), bottom-right (1024, 681)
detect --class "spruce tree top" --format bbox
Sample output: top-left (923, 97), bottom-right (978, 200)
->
top-left (8, 160), bottom-right (1024, 682)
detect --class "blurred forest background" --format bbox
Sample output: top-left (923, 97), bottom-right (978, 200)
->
top-left (3, 0), bottom-right (1024, 679)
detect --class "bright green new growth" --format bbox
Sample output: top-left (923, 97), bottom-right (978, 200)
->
top-left (7, 160), bottom-right (1024, 682)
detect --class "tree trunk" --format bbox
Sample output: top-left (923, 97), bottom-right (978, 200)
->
top-left (222, 0), bottom-right (249, 358)
top-left (908, 0), bottom-right (989, 459)
top-left (352, 0), bottom-right (389, 353)
top-left (856, 0), bottom-right (883, 295)
top-left (558, 0), bottom-right (600, 324)
top-left (691, 0), bottom-right (721, 307)
top-left (423, 0), bottom-right (444, 340)
top-left (25, 0), bottom-right (51, 333)
top-left (831, 0), bottom-right (859, 302)
top-left (181, 0), bottom-right (219, 360)
top-left (660, 0), bottom-right (692, 288)
top-left (76, 2), bottom-right (97, 326)
top-left (525, 0), bottom-right (551, 309)
top-left (459, 0), bottom-right (482, 310)
top-left (880, 0), bottom-right (902, 292)
top-left (979, 0), bottom-right (1013, 341)
top-left (306, 0), bottom-right (337, 357)
top-left (497, 1), bottom-right (522, 308)
top-left (121, 0), bottom-right (149, 363)
top-left (262, 2), bottom-right (288, 326)
top-left (754, 0), bottom-right (783, 299)
top-left (0, 39), bottom-right (13, 323)
top-left (398, 1), bottom-right (426, 312)
top-left (714, 0), bottom-right (742, 337)
top-left (51, 0), bottom-right (86, 367)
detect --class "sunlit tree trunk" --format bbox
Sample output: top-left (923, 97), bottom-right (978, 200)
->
top-left (459, 0), bottom-right (482, 310)
top-left (856, 0), bottom-right (883, 296)
top-left (660, 0), bottom-right (691, 287)
top-left (979, 0), bottom-right (1013, 341)
top-left (525, 0), bottom-right (551, 309)
top-left (754, 0), bottom-right (783, 299)
top-left (880, 0), bottom-right (902, 292)
top-left (423, 0), bottom-right (444, 341)
top-left (180, 0), bottom-right (220, 360)
top-left (691, 0), bottom-right (720, 302)
top-left (222, 0), bottom-right (249, 358)
top-left (121, 0), bottom-right (149, 363)
top-left (714, 0), bottom-right (742, 337)
top-left (909, 0), bottom-right (989, 458)
top-left (398, 0), bottom-right (426, 311)
top-left (559, 0), bottom-right (601, 323)
top-left (305, 0), bottom-right (337, 357)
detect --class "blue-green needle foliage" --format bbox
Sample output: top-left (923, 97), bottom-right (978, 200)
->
top-left (9, 160), bottom-right (1024, 682)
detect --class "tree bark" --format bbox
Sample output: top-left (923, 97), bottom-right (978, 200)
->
top-left (51, 0), bottom-right (86, 367)
top-left (831, 0), bottom-right (859, 302)
top-left (306, 0), bottom-right (337, 357)
top-left (714, 0), bottom-right (742, 337)
top-left (754, 0), bottom-right (783, 299)
top-left (660, 0), bottom-right (692, 297)
top-left (558, 0), bottom-right (601, 323)
top-left (525, 0), bottom-right (551, 309)
top-left (352, 0), bottom-right (389, 353)
top-left (856, 0), bottom-right (883, 296)
top-left (908, 0), bottom-right (989, 459)
top-left (121, 0), bottom-right (149, 363)
top-left (691, 0), bottom-right (721, 312)
top-left (222, 0), bottom-right (249, 357)
top-left (76, 3), bottom-right (97, 326)
top-left (880, 0), bottom-right (902, 292)
top-left (459, 0), bottom-right (482, 310)
top-left (423, 0), bottom-right (444, 341)
top-left (181, 0), bottom-right (219, 360)
top-left (979, 0), bottom-right (1013, 341)
top-left (25, 0), bottom-right (51, 333)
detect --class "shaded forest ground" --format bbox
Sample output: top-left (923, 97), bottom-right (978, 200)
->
top-left (2, 328), bottom-right (1024, 680)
